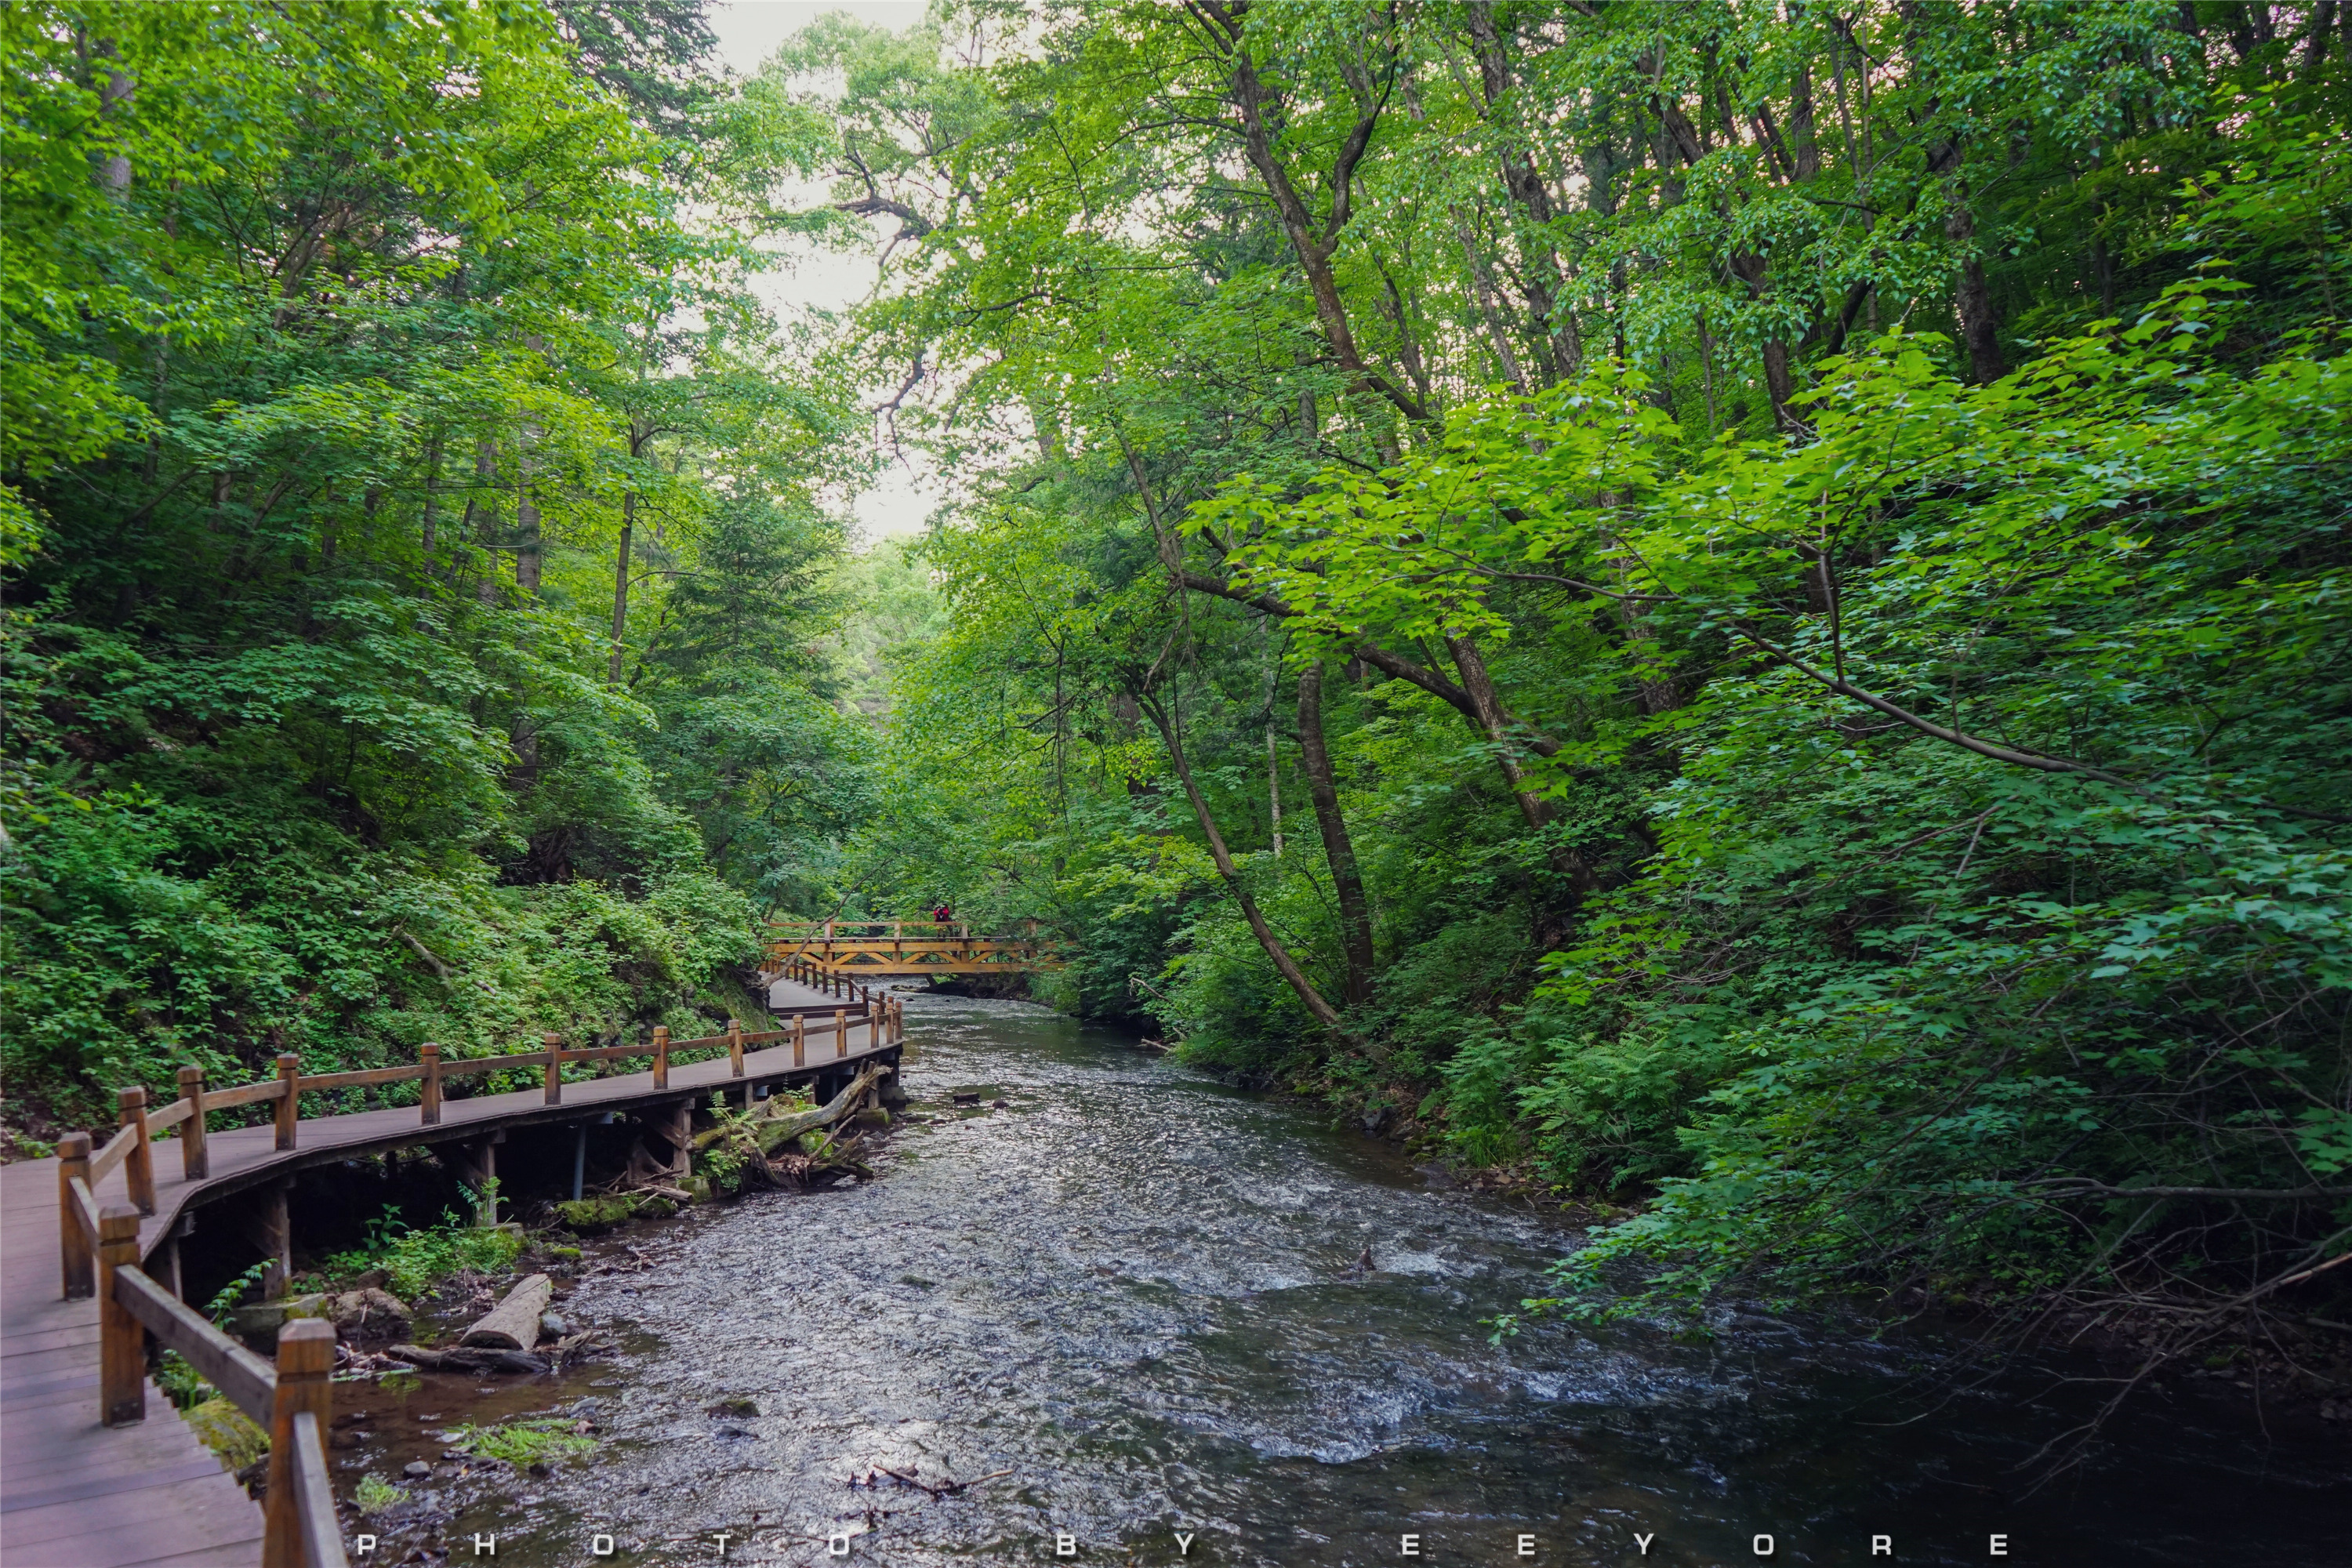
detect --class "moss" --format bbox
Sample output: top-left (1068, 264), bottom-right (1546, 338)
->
top-left (183, 1396), bottom-right (268, 1470)
top-left (353, 1472), bottom-right (407, 1513)
top-left (554, 1195), bottom-right (644, 1231)
top-left (448, 1417), bottom-right (595, 1465)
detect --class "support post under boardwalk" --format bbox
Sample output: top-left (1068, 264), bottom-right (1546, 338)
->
top-left (667, 1102), bottom-right (693, 1180)
top-left (249, 1180), bottom-right (294, 1298)
top-left (454, 1138), bottom-right (499, 1226)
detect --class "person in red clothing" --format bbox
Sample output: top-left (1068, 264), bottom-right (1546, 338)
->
top-left (931, 900), bottom-right (953, 924)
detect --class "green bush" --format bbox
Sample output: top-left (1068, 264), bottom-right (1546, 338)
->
top-left (324, 1208), bottom-right (523, 1299)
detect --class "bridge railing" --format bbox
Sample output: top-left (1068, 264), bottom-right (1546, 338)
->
top-left (58, 1140), bottom-right (347, 1566)
top-left (61, 1002), bottom-right (904, 1214)
top-left (767, 919), bottom-right (1069, 970)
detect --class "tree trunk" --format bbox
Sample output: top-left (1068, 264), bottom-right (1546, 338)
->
top-left (471, 439), bottom-right (500, 604)
top-left (95, 56), bottom-right (132, 201)
top-left (1265, 724), bottom-right (1283, 858)
top-left (610, 490), bottom-right (633, 686)
top-left (1940, 171), bottom-right (2005, 383)
top-left (1218, 33), bottom-right (1428, 428)
top-left (1461, 2), bottom-right (1577, 382)
top-left (1445, 633), bottom-right (1597, 895)
top-left (1444, 633), bottom-right (1550, 835)
top-left (1297, 663), bottom-right (1375, 1007)
top-left (420, 436), bottom-right (441, 569)
top-left (1135, 688), bottom-right (1346, 1034)
top-left (514, 429), bottom-right (541, 597)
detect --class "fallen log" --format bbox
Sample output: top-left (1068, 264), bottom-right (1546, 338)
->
top-left (459, 1273), bottom-right (553, 1349)
top-left (386, 1342), bottom-right (550, 1375)
top-left (690, 1064), bottom-right (887, 1154)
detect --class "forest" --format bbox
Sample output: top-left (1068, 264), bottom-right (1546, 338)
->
top-left (5, 0), bottom-right (2348, 1377)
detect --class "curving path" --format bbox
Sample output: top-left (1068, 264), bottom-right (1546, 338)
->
top-left (0, 983), bottom-right (892, 1567)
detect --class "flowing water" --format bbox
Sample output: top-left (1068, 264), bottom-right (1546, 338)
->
top-left (346, 995), bottom-right (2350, 1566)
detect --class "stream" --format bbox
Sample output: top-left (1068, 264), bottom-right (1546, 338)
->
top-left (339, 994), bottom-right (2350, 1566)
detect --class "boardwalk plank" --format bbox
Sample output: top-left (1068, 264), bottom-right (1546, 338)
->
top-left (1, 1509), bottom-right (269, 1568)
top-left (0, 1476), bottom-right (263, 1549)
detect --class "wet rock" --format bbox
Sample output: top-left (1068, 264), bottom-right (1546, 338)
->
top-left (231, 1294), bottom-right (328, 1339)
top-left (546, 1246), bottom-right (583, 1261)
top-left (706, 1396), bottom-right (760, 1418)
top-left (951, 1092), bottom-right (983, 1106)
top-left (402, 1461), bottom-right (431, 1479)
top-left (539, 1312), bottom-right (567, 1339)
top-left (328, 1287), bottom-right (413, 1341)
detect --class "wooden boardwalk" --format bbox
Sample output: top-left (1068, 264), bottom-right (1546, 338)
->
top-left (1, 982), bottom-right (894, 1566)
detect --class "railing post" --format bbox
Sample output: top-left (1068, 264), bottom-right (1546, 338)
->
top-left (728, 1018), bottom-right (745, 1078)
top-left (58, 1131), bottom-right (93, 1299)
top-left (274, 1054), bottom-right (300, 1150)
top-left (98, 1204), bottom-right (144, 1426)
top-left (118, 1086), bottom-right (155, 1215)
top-left (176, 1065), bottom-right (209, 1180)
top-left (652, 1025), bottom-right (670, 1091)
top-left (833, 1008), bottom-right (847, 1060)
top-left (419, 1043), bottom-right (442, 1124)
top-left (263, 1318), bottom-right (335, 1568)
top-left (868, 1004), bottom-right (879, 1051)
top-left (543, 1033), bottom-right (564, 1105)
top-left (792, 1012), bottom-right (805, 1068)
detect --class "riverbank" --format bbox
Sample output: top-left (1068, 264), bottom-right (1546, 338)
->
top-left (276, 993), bottom-right (2343, 1568)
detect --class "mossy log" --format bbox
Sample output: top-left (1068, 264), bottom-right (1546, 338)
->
top-left (691, 1064), bottom-right (887, 1156)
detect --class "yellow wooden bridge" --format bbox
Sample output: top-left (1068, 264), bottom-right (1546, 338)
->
top-left (764, 919), bottom-right (1069, 980)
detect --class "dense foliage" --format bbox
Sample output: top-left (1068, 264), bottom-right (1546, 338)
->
top-left (760, 1), bottom-right (2352, 1354)
top-left (1, 2), bottom-right (872, 1131)
top-left (8, 0), bottom-right (2348, 1384)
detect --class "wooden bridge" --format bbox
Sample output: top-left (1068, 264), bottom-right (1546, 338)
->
top-left (768, 919), bottom-right (1069, 979)
top-left (0, 975), bottom-right (902, 1567)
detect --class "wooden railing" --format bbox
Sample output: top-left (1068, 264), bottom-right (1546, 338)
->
top-left (57, 1137), bottom-right (347, 1566)
top-left (63, 1003), bottom-right (904, 1196)
top-left (47, 995), bottom-right (913, 1562)
top-left (768, 920), bottom-right (1066, 971)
